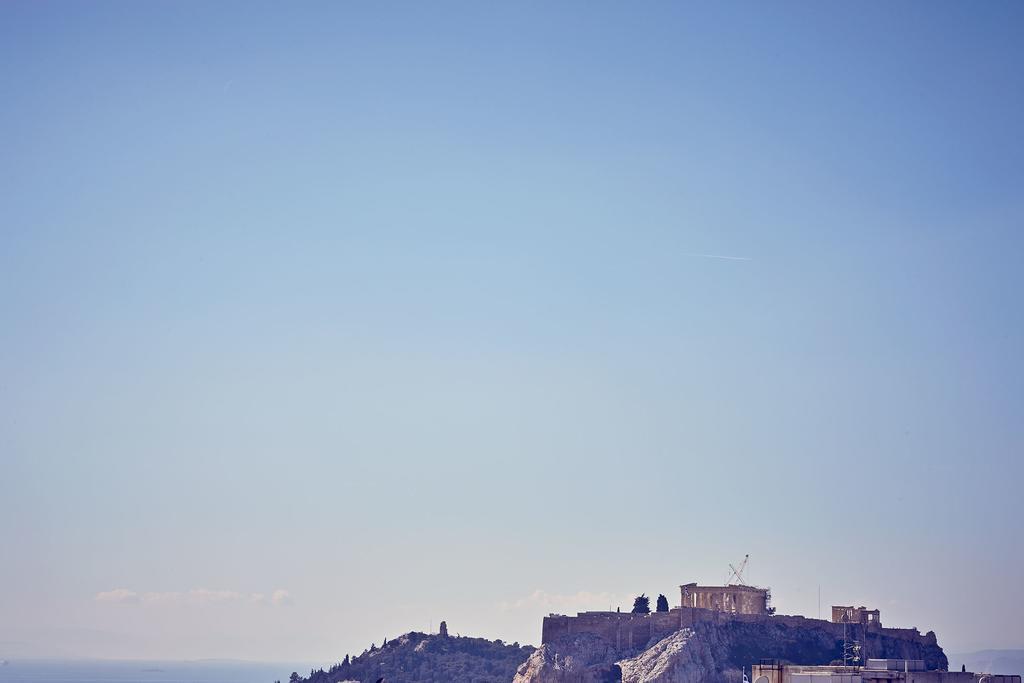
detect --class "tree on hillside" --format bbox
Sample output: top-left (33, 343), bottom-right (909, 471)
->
top-left (632, 594), bottom-right (650, 614)
top-left (656, 594), bottom-right (669, 612)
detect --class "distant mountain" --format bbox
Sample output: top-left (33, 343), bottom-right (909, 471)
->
top-left (291, 631), bottom-right (535, 683)
top-left (947, 651), bottom-right (1024, 677)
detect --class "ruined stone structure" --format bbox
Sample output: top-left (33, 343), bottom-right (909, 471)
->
top-left (542, 609), bottom-right (688, 653)
top-left (519, 570), bottom-right (973, 682)
top-left (525, 614), bottom-right (949, 683)
top-left (680, 582), bottom-right (770, 615)
top-left (538, 579), bottom-right (947, 676)
top-left (834, 605), bottom-right (882, 626)
top-left (540, 607), bottom-right (939, 664)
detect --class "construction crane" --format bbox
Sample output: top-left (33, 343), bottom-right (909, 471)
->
top-left (727, 554), bottom-right (750, 586)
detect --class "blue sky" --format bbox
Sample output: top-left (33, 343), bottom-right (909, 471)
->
top-left (2, 0), bottom-right (1023, 664)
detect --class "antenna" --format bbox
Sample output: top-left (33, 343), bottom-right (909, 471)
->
top-left (841, 612), bottom-right (861, 666)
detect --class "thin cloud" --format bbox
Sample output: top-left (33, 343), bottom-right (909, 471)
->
top-left (139, 591), bottom-right (183, 605)
top-left (683, 252), bottom-right (753, 261)
top-left (187, 589), bottom-right (244, 604)
top-left (498, 589), bottom-right (628, 614)
top-left (95, 588), bottom-right (291, 606)
top-left (95, 589), bottom-right (140, 604)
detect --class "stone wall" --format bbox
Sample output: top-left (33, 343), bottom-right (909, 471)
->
top-left (525, 617), bottom-right (947, 683)
top-left (542, 611), bottom-right (687, 655)
top-left (541, 608), bottom-right (945, 670)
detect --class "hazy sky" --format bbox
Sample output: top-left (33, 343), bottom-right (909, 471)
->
top-left (2, 0), bottom-right (1023, 665)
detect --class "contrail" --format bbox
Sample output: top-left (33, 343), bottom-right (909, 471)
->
top-left (684, 252), bottom-right (753, 261)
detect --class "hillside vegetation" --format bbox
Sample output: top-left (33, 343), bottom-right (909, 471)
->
top-left (291, 631), bottom-right (535, 683)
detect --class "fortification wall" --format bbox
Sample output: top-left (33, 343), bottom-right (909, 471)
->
top-left (541, 610), bottom-right (690, 653)
top-left (541, 608), bottom-right (941, 665)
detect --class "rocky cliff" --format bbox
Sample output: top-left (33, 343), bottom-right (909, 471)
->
top-left (513, 633), bottom-right (623, 683)
top-left (517, 619), bottom-right (948, 683)
top-left (618, 629), bottom-right (701, 683)
top-left (290, 616), bottom-right (947, 683)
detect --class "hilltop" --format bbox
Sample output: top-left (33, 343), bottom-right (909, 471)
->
top-left (290, 631), bottom-right (535, 683)
top-left (515, 618), bottom-right (946, 683)
top-left (284, 615), bottom-right (947, 683)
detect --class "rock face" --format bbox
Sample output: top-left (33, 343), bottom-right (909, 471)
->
top-left (294, 631), bottom-right (534, 683)
top-left (519, 619), bottom-right (948, 683)
top-left (618, 629), bottom-right (703, 683)
top-left (513, 634), bottom-right (622, 683)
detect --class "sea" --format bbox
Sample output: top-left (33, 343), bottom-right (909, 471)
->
top-left (0, 660), bottom-right (316, 683)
